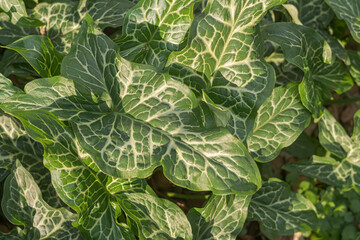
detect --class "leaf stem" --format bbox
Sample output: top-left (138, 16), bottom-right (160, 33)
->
top-left (165, 192), bottom-right (210, 200)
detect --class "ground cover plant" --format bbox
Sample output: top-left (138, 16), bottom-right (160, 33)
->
top-left (0, 0), bottom-right (359, 239)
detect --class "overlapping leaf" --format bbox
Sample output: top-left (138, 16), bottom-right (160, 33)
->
top-left (117, 0), bottom-right (198, 68)
top-left (4, 35), bottom-right (63, 77)
top-left (0, 75), bottom-right (64, 208)
top-left (247, 179), bottom-right (317, 235)
top-left (166, 0), bottom-right (286, 142)
top-left (1, 160), bottom-right (83, 239)
top-left (262, 22), bottom-right (352, 118)
top-left (287, 0), bottom-right (334, 29)
top-left (117, 190), bottom-right (193, 239)
top-left (0, 0), bottom-right (43, 27)
top-left (3, 17), bottom-right (261, 195)
top-left (284, 109), bottom-right (360, 193)
top-left (0, 0), bottom-right (138, 53)
top-left (247, 82), bottom-right (311, 162)
top-left (187, 194), bottom-right (250, 240)
top-left (325, 0), bottom-right (360, 43)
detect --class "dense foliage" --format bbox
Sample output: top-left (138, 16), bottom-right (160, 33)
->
top-left (0, 0), bottom-right (359, 239)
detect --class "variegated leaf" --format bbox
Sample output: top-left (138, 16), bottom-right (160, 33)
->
top-left (247, 82), bottom-right (311, 162)
top-left (247, 179), bottom-right (317, 235)
top-left (117, 0), bottom-right (197, 68)
top-left (167, 0), bottom-right (286, 141)
top-left (187, 194), bottom-right (251, 240)
top-left (1, 160), bottom-right (83, 239)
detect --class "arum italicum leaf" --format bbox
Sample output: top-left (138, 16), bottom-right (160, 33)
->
top-left (4, 35), bottom-right (64, 78)
top-left (0, 0), bottom-right (138, 52)
top-left (117, 0), bottom-right (198, 69)
top-left (284, 109), bottom-right (360, 193)
top-left (0, 74), bottom-right (64, 208)
top-left (117, 190), bottom-right (192, 239)
top-left (0, 0), bottom-right (44, 27)
top-left (247, 179), bottom-right (318, 235)
top-left (187, 194), bottom-right (251, 240)
top-left (1, 160), bottom-right (83, 239)
top-left (247, 82), bottom-right (311, 162)
top-left (325, 0), bottom-right (360, 43)
top-left (166, 0), bottom-right (286, 142)
top-left (3, 110), bottom-right (138, 239)
top-left (2, 16), bottom-right (261, 195)
top-left (262, 22), bottom-right (353, 118)
top-left (0, 109), bottom-right (195, 239)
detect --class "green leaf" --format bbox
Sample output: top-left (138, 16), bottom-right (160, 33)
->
top-left (325, 0), bottom-right (360, 43)
top-left (352, 109), bottom-right (360, 141)
top-left (5, 35), bottom-right (64, 77)
top-left (2, 160), bottom-right (83, 239)
top-left (166, 0), bottom-right (286, 141)
top-left (247, 82), bottom-right (311, 162)
top-left (318, 109), bottom-right (351, 158)
top-left (283, 155), bottom-right (343, 187)
top-left (117, 0), bottom-right (198, 68)
top-left (0, 73), bottom-right (22, 102)
top-left (262, 22), bottom-right (342, 118)
top-left (60, 19), bottom-right (261, 195)
top-left (287, 110), bottom-right (360, 192)
top-left (118, 190), bottom-right (193, 240)
top-left (78, 0), bottom-right (139, 29)
top-left (247, 179), bottom-right (318, 235)
top-left (348, 50), bottom-right (360, 85)
top-left (3, 110), bottom-right (137, 239)
top-left (287, 0), bottom-right (334, 29)
top-left (0, 111), bottom-right (65, 208)
top-left (0, 0), bottom-right (44, 27)
top-left (187, 194), bottom-right (251, 240)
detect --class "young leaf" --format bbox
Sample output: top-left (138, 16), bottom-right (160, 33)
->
top-left (167, 0), bottom-right (286, 141)
top-left (118, 190), bottom-right (193, 240)
top-left (2, 160), bottom-right (82, 239)
top-left (247, 179), bottom-right (318, 235)
top-left (117, 0), bottom-right (198, 68)
top-left (247, 82), bottom-right (311, 162)
top-left (187, 194), bottom-right (251, 240)
top-left (325, 0), bottom-right (360, 43)
top-left (4, 35), bottom-right (64, 77)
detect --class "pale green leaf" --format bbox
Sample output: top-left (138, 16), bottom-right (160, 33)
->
top-left (117, 0), bottom-right (198, 68)
top-left (0, 73), bottom-right (22, 102)
top-left (167, 0), bottom-right (286, 141)
top-left (247, 179), bottom-right (317, 235)
top-left (247, 82), bottom-right (311, 162)
top-left (3, 110), bottom-right (137, 240)
top-left (118, 190), bottom-right (192, 240)
top-left (0, 0), bottom-right (43, 27)
top-left (325, 0), bottom-right (360, 43)
top-left (2, 160), bottom-right (82, 239)
top-left (5, 35), bottom-right (64, 78)
top-left (352, 109), bottom-right (360, 141)
top-left (318, 108), bottom-right (351, 158)
top-left (187, 194), bottom-right (250, 240)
